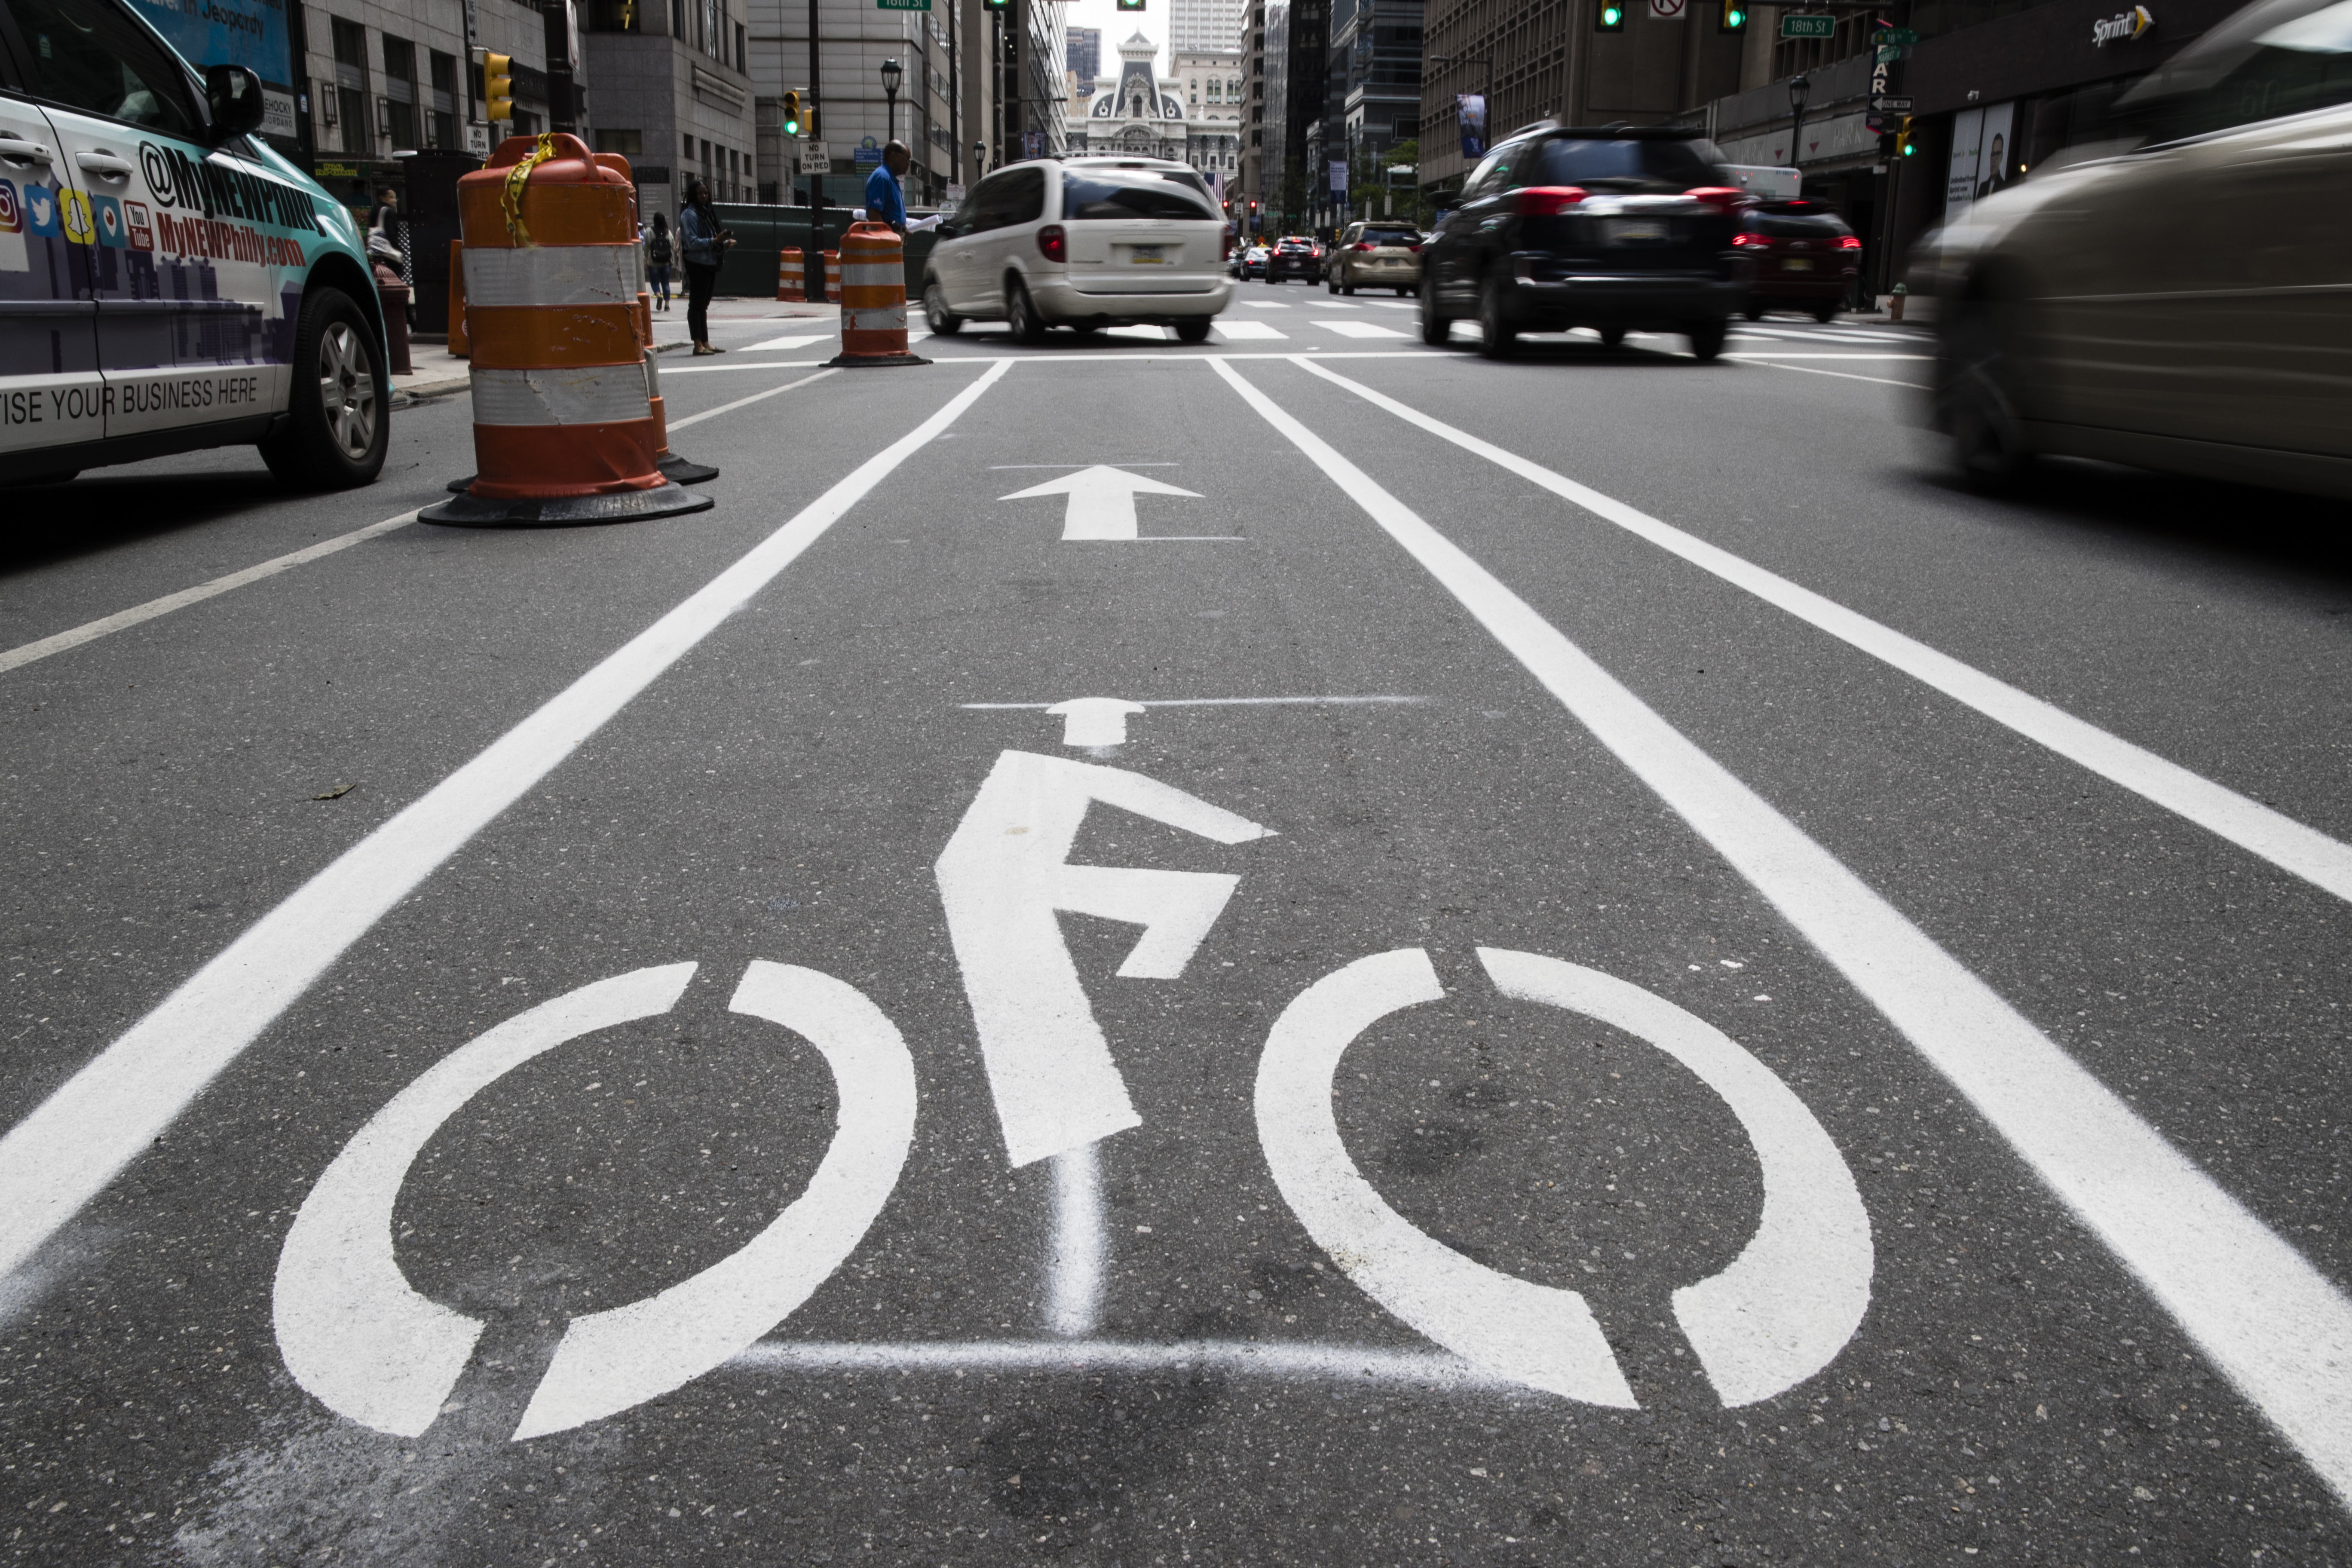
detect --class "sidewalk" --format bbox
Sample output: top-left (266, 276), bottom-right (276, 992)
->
top-left (392, 297), bottom-right (842, 403)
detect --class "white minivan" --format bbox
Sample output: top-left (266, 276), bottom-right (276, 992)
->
top-left (921, 156), bottom-right (1233, 343)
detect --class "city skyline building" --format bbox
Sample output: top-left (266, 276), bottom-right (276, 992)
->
top-left (1170, 0), bottom-right (1245, 55)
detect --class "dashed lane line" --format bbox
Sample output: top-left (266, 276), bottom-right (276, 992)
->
top-left (1215, 352), bottom-right (2352, 1508)
top-left (0, 358), bottom-right (1017, 1293)
top-left (663, 368), bottom-right (839, 432)
top-left (1292, 355), bottom-right (2352, 902)
top-left (1726, 360), bottom-right (1929, 388)
top-left (0, 510), bottom-right (419, 679)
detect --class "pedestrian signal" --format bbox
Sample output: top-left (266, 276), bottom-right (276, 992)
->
top-left (1719, 0), bottom-right (1746, 28)
top-left (482, 52), bottom-right (514, 124)
top-left (1597, 2), bottom-right (1624, 28)
top-left (782, 90), bottom-right (802, 137)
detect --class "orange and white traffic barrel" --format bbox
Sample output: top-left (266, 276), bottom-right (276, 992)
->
top-left (778, 249), bottom-right (805, 301)
top-left (422, 133), bottom-right (710, 527)
top-left (826, 220), bottom-right (929, 368)
top-left (447, 238), bottom-right (468, 357)
top-left (825, 250), bottom-right (842, 298)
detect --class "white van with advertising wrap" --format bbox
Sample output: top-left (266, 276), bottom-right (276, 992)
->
top-left (0, 0), bottom-right (387, 487)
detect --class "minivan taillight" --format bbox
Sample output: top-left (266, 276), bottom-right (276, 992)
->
top-left (1223, 231), bottom-right (1233, 259)
top-left (1837, 233), bottom-right (1862, 251)
top-left (1038, 224), bottom-right (1067, 263)
top-left (1686, 186), bottom-right (1749, 213)
top-left (1514, 185), bottom-right (1587, 216)
top-left (1732, 230), bottom-right (1770, 248)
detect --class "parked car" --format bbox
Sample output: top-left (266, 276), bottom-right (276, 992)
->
top-left (1239, 244), bottom-right (1270, 279)
top-left (1736, 199), bottom-right (1860, 322)
top-left (1325, 221), bottom-right (1423, 295)
top-left (920, 156), bottom-right (1233, 343)
top-left (0, 0), bottom-right (389, 487)
top-left (1266, 236), bottom-right (1319, 283)
top-left (1921, 0), bottom-right (2352, 495)
top-left (1418, 125), bottom-right (1748, 360)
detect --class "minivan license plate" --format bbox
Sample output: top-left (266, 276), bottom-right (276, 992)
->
top-left (1127, 245), bottom-right (1167, 264)
top-left (1609, 220), bottom-right (1667, 243)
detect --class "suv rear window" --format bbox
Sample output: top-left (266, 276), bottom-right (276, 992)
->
top-left (1533, 137), bottom-right (1725, 191)
top-left (1062, 168), bottom-right (1219, 220)
top-left (1360, 227), bottom-right (1419, 243)
top-left (1750, 203), bottom-right (1853, 238)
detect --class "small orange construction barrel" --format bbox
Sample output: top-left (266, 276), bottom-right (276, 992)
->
top-left (826, 221), bottom-right (929, 368)
top-left (778, 249), bottom-right (805, 301)
top-left (421, 133), bottom-right (711, 527)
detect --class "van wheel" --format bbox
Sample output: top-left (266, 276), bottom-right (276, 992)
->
top-left (1342, 282), bottom-right (1356, 296)
top-left (258, 285), bottom-right (387, 490)
top-left (923, 278), bottom-right (962, 334)
top-left (1686, 319), bottom-right (1727, 362)
top-left (1174, 317), bottom-right (1212, 343)
top-left (1006, 279), bottom-right (1047, 345)
top-left (1743, 303), bottom-right (1765, 321)
top-left (1813, 300), bottom-right (1838, 323)
top-left (1599, 325), bottom-right (1626, 348)
top-left (1945, 301), bottom-right (2035, 490)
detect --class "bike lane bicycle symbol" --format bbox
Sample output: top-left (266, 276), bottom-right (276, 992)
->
top-left (273, 750), bottom-right (1872, 1439)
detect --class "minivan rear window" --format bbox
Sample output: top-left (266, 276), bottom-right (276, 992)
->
top-left (1062, 169), bottom-right (1219, 220)
top-left (1533, 137), bottom-right (1725, 191)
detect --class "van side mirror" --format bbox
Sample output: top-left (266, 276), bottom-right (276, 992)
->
top-left (205, 64), bottom-right (267, 142)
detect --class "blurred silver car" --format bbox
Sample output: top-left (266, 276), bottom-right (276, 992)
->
top-left (1922, 0), bottom-right (2352, 496)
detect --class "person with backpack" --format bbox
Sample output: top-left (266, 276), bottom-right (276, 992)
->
top-left (646, 213), bottom-right (675, 312)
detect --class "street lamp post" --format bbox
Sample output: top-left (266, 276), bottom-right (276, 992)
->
top-left (1788, 73), bottom-right (1811, 175)
top-left (881, 57), bottom-right (903, 148)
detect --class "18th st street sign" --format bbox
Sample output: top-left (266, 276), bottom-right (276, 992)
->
top-left (1780, 12), bottom-right (1836, 35)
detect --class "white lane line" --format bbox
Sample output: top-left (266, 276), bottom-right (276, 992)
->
top-left (1319, 321), bottom-right (1410, 340)
top-left (731, 1337), bottom-right (1528, 1390)
top-left (1213, 320), bottom-right (1289, 340)
top-left (1243, 301), bottom-right (1294, 309)
top-left (1046, 1143), bottom-right (1106, 1336)
top-left (1295, 358), bottom-right (2352, 903)
top-left (663, 368), bottom-right (839, 432)
top-left (961, 695), bottom-right (1427, 709)
top-left (0, 357), bottom-right (1018, 1290)
top-left (1214, 354), bottom-right (2352, 1508)
top-left (1722, 352), bottom-right (1930, 361)
top-left (741, 333), bottom-right (831, 351)
top-left (658, 360), bottom-right (828, 375)
top-left (1736, 361), bottom-right (1929, 389)
top-left (0, 509), bottom-right (418, 678)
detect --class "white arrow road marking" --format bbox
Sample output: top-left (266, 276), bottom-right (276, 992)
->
top-left (515, 962), bottom-right (917, 1439)
top-left (1478, 948), bottom-right (1871, 1405)
top-left (274, 964), bottom-right (699, 1439)
top-left (1254, 949), bottom-right (1636, 1408)
top-left (934, 750), bottom-right (1272, 1168)
top-left (999, 465), bottom-right (1204, 541)
top-left (1214, 354), bottom-right (2352, 1506)
top-left (0, 358), bottom-right (1014, 1293)
top-left (1046, 697), bottom-right (1146, 747)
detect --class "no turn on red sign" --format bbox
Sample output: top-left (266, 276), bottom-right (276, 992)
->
top-left (1648, 0), bottom-right (1688, 15)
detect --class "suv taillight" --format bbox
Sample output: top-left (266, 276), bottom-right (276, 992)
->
top-left (1354, 240), bottom-right (1376, 251)
top-left (1838, 234), bottom-right (1862, 251)
top-left (1686, 186), bottom-right (1749, 214)
top-left (1038, 224), bottom-right (1067, 263)
top-left (1731, 230), bottom-right (1770, 248)
top-left (1223, 231), bottom-right (1233, 259)
top-left (1513, 185), bottom-right (1587, 216)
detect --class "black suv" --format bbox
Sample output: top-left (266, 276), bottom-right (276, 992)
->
top-left (1420, 126), bottom-right (1748, 360)
top-left (1266, 237), bottom-right (1320, 284)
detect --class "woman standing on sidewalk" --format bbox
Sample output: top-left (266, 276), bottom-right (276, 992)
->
top-left (677, 181), bottom-right (733, 354)
top-left (646, 213), bottom-right (675, 312)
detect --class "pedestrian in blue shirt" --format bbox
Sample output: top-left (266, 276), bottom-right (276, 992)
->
top-left (677, 179), bottom-right (734, 354)
top-left (864, 141), bottom-right (911, 237)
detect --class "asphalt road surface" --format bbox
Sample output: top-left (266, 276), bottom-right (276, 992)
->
top-left (6, 281), bottom-right (2352, 1567)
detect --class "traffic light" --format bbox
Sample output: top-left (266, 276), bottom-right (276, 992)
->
top-left (1718, 0), bottom-right (1746, 29)
top-left (782, 90), bottom-right (802, 137)
top-left (1597, 1), bottom-right (1624, 30)
top-left (1116, 0), bottom-right (1145, 10)
top-left (1893, 116), bottom-right (1916, 157)
top-left (982, 0), bottom-right (1007, 11)
top-left (482, 52), bottom-right (514, 125)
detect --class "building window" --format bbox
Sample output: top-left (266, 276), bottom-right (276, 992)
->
top-left (672, 0), bottom-right (684, 36)
top-left (331, 17), bottom-right (370, 156)
top-left (589, 0), bottom-right (640, 30)
top-left (382, 35), bottom-right (417, 151)
top-left (428, 50), bottom-right (459, 148)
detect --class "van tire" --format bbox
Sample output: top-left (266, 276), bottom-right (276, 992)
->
top-left (258, 286), bottom-right (387, 490)
top-left (1174, 317), bottom-right (1212, 343)
top-left (1006, 279), bottom-right (1047, 345)
top-left (923, 278), bottom-right (962, 334)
